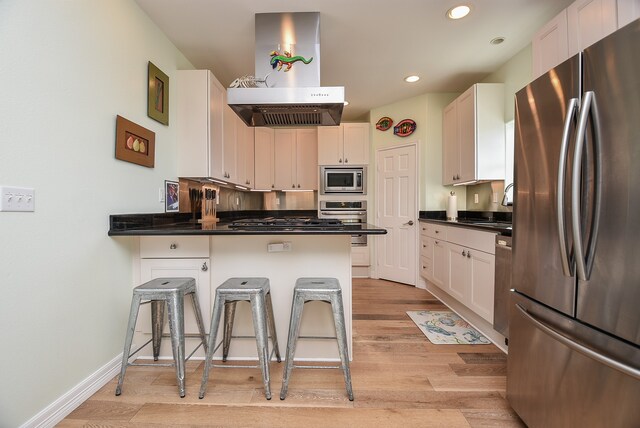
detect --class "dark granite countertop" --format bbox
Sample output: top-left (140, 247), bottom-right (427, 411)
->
top-left (419, 210), bottom-right (512, 236)
top-left (108, 211), bottom-right (387, 236)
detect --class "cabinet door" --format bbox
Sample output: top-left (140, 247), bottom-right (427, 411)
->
top-left (420, 236), bottom-right (434, 282)
top-left (442, 101), bottom-right (459, 185)
top-left (295, 128), bottom-right (318, 190)
top-left (568, 0), bottom-right (617, 56)
top-left (317, 125), bottom-right (343, 164)
top-left (235, 117), bottom-right (255, 188)
top-left (254, 128), bottom-right (274, 190)
top-left (243, 123), bottom-right (255, 188)
top-left (342, 123), bottom-right (369, 165)
top-left (447, 243), bottom-right (470, 302)
top-left (209, 73), bottom-right (225, 179)
top-left (432, 238), bottom-right (449, 291)
top-left (457, 86), bottom-right (476, 183)
top-left (274, 129), bottom-right (296, 190)
top-left (532, 9), bottom-right (569, 79)
top-left (617, 0), bottom-right (640, 28)
top-left (139, 258), bottom-right (211, 334)
top-left (222, 104), bottom-right (237, 182)
top-left (467, 249), bottom-right (496, 323)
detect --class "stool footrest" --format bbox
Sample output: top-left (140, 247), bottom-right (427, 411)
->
top-left (129, 362), bottom-right (174, 368)
top-left (293, 364), bottom-right (341, 370)
top-left (297, 335), bottom-right (338, 340)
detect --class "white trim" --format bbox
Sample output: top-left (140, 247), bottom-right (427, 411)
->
top-left (20, 354), bottom-right (122, 428)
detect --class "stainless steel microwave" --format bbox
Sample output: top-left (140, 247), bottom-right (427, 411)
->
top-left (320, 166), bottom-right (366, 194)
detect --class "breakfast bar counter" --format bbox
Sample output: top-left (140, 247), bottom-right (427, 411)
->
top-left (109, 212), bottom-right (386, 363)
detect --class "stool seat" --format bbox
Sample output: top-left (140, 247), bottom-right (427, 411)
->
top-left (200, 277), bottom-right (281, 400)
top-left (280, 278), bottom-right (354, 401)
top-left (115, 277), bottom-right (207, 398)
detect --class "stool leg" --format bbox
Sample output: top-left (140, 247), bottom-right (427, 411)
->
top-left (250, 292), bottom-right (272, 400)
top-left (200, 294), bottom-right (225, 399)
top-left (166, 293), bottom-right (187, 398)
top-left (280, 291), bottom-right (304, 400)
top-left (331, 291), bottom-right (354, 401)
top-left (115, 294), bottom-right (142, 396)
top-left (222, 301), bottom-right (237, 362)
top-left (190, 291), bottom-right (208, 354)
top-left (265, 291), bottom-right (281, 363)
top-left (151, 300), bottom-right (165, 361)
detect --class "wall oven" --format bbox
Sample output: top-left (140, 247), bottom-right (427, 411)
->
top-left (320, 166), bottom-right (366, 194)
top-left (318, 200), bottom-right (367, 246)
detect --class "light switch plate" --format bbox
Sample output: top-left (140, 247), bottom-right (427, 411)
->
top-left (0, 186), bottom-right (35, 212)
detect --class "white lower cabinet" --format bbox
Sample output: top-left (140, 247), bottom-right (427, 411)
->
top-left (419, 221), bottom-right (496, 323)
top-left (351, 245), bottom-right (370, 267)
top-left (138, 237), bottom-right (211, 336)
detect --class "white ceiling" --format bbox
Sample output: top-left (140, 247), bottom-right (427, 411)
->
top-left (135, 0), bottom-right (572, 121)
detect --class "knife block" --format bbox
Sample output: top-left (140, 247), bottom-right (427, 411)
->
top-left (201, 184), bottom-right (219, 223)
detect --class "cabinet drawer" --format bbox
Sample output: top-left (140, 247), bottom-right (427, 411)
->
top-left (351, 246), bottom-right (370, 267)
top-left (420, 236), bottom-right (433, 260)
top-left (420, 255), bottom-right (433, 281)
top-left (419, 221), bottom-right (447, 240)
top-left (140, 236), bottom-right (210, 258)
top-left (446, 226), bottom-right (495, 254)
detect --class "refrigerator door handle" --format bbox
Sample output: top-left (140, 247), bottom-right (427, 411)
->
top-left (571, 91), bottom-right (592, 281)
top-left (557, 97), bottom-right (579, 277)
top-left (515, 304), bottom-right (640, 380)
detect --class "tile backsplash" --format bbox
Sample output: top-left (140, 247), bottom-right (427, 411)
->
top-left (465, 181), bottom-right (512, 212)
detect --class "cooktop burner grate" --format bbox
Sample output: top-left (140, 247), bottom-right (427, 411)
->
top-left (229, 217), bottom-right (344, 229)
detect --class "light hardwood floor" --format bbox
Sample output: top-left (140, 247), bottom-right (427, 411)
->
top-left (59, 278), bottom-right (524, 427)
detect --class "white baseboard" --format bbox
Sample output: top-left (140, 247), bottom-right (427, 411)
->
top-left (20, 354), bottom-right (122, 428)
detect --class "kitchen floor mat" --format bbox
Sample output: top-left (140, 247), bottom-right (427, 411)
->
top-left (407, 310), bottom-right (491, 345)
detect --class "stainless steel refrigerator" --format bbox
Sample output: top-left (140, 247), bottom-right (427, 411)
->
top-left (508, 19), bottom-right (640, 427)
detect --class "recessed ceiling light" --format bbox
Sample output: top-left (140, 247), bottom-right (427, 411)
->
top-left (404, 75), bottom-right (420, 83)
top-left (447, 5), bottom-right (471, 20)
top-left (343, 101), bottom-right (349, 106)
top-left (490, 36), bottom-right (505, 45)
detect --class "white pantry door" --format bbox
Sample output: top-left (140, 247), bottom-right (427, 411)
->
top-left (376, 143), bottom-right (418, 285)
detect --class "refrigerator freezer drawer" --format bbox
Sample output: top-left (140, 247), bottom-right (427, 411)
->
top-left (507, 292), bottom-right (640, 428)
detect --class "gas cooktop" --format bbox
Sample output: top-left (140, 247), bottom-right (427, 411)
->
top-left (229, 217), bottom-right (345, 229)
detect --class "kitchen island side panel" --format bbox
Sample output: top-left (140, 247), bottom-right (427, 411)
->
top-left (209, 235), bottom-right (352, 361)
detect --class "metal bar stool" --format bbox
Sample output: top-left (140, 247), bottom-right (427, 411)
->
top-left (280, 277), bottom-right (354, 401)
top-left (115, 277), bottom-right (208, 398)
top-left (199, 277), bottom-right (281, 400)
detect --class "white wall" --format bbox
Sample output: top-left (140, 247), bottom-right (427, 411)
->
top-left (0, 1), bottom-right (192, 425)
top-left (369, 93), bottom-right (463, 211)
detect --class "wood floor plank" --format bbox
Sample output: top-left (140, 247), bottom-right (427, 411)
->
top-left (60, 278), bottom-right (516, 427)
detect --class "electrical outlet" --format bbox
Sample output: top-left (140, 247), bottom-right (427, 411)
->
top-left (492, 192), bottom-right (498, 203)
top-left (268, 242), bottom-right (292, 252)
top-left (235, 197), bottom-right (240, 205)
top-left (474, 193), bottom-right (479, 204)
top-left (0, 186), bottom-right (35, 212)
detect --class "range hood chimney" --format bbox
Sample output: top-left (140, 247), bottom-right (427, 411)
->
top-left (227, 12), bottom-right (344, 127)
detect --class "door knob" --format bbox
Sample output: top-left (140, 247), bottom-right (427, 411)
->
top-left (403, 220), bottom-right (414, 226)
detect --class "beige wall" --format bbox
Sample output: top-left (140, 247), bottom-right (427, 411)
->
top-left (0, 1), bottom-right (193, 425)
top-left (369, 93), bottom-right (465, 212)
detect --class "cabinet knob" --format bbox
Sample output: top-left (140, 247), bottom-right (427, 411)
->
top-left (170, 243), bottom-right (177, 250)
top-left (339, 158), bottom-right (343, 163)
top-left (422, 244), bottom-right (426, 248)
top-left (297, 184), bottom-right (300, 188)
top-left (292, 184), bottom-right (295, 188)
top-left (271, 184), bottom-right (275, 188)
top-left (462, 250), bottom-right (466, 256)
top-left (435, 230), bottom-right (439, 234)
top-left (345, 158), bottom-right (348, 163)
top-left (452, 175), bottom-right (456, 180)
top-left (467, 251), bottom-right (471, 259)
top-left (201, 262), bottom-right (208, 272)
top-left (435, 241), bottom-right (439, 245)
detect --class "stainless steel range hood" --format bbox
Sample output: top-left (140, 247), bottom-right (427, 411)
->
top-left (227, 12), bottom-right (344, 127)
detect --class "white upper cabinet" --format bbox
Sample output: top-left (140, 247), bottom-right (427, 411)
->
top-left (222, 104), bottom-right (237, 182)
top-left (177, 70), bottom-right (224, 178)
top-left (255, 127), bottom-right (318, 191)
top-left (532, 9), bottom-right (569, 80)
top-left (236, 114), bottom-right (255, 188)
top-left (567, 0), bottom-right (618, 56)
top-left (442, 84), bottom-right (505, 186)
top-left (532, 0), bottom-right (639, 79)
top-left (254, 127), bottom-right (275, 190)
top-left (318, 123), bottom-right (369, 165)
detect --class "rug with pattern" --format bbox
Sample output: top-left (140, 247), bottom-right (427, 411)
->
top-left (407, 310), bottom-right (491, 344)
